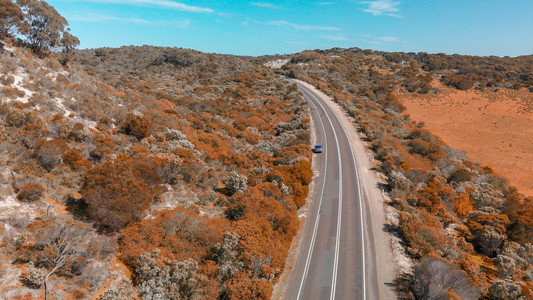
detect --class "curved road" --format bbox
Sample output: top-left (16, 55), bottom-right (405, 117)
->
top-left (285, 80), bottom-right (379, 300)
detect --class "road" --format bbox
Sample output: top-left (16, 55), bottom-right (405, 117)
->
top-left (284, 80), bottom-right (380, 300)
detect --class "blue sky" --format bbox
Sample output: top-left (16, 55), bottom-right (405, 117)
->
top-left (47, 0), bottom-right (533, 57)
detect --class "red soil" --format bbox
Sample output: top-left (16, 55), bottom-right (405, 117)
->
top-left (400, 82), bottom-right (533, 197)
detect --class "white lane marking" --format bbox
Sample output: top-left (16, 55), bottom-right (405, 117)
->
top-left (303, 83), bottom-right (367, 300)
top-left (323, 93), bottom-right (367, 300)
top-left (296, 86), bottom-right (329, 300)
top-left (298, 85), bottom-right (343, 300)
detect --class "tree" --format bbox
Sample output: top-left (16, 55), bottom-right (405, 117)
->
top-left (0, 0), bottom-right (25, 39)
top-left (59, 29), bottom-right (78, 53)
top-left (16, 0), bottom-right (78, 53)
top-left (58, 29), bottom-right (79, 65)
top-left (25, 218), bottom-right (98, 300)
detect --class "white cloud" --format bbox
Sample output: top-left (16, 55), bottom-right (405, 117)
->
top-left (319, 2), bottom-right (336, 5)
top-left (69, 13), bottom-right (190, 27)
top-left (69, 14), bottom-right (150, 24)
top-left (375, 36), bottom-right (398, 42)
top-left (68, 0), bottom-right (214, 13)
top-left (250, 2), bottom-right (279, 9)
top-left (361, 0), bottom-right (401, 17)
top-left (320, 35), bottom-right (353, 41)
top-left (267, 20), bottom-right (341, 31)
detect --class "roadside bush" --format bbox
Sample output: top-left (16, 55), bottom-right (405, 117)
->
top-left (133, 250), bottom-right (216, 300)
top-left (413, 256), bottom-right (480, 300)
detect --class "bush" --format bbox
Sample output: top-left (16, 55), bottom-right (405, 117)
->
top-left (489, 279), bottom-right (524, 300)
top-left (121, 114), bottom-right (153, 140)
top-left (17, 183), bottom-right (44, 202)
top-left (133, 250), bottom-right (216, 299)
top-left (223, 171), bottom-right (248, 196)
top-left (413, 256), bottom-right (480, 300)
top-left (82, 155), bottom-right (163, 231)
top-left (34, 138), bottom-right (70, 170)
top-left (22, 262), bottom-right (46, 289)
top-left (448, 168), bottom-right (473, 183)
top-left (441, 74), bottom-right (475, 90)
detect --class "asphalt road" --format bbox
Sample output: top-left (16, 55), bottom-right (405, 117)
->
top-left (285, 80), bottom-right (378, 300)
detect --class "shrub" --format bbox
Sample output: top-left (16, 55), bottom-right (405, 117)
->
top-left (82, 155), bottom-right (163, 231)
top-left (413, 256), bottom-right (480, 300)
top-left (223, 171), bottom-right (248, 196)
top-left (441, 74), bottom-right (475, 90)
top-left (133, 250), bottom-right (216, 299)
top-left (22, 262), bottom-right (46, 289)
top-left (274, 160), bottom-right (312, 208)
top-left (17, 183), bottom-right (44, 202)
top-left (121, 113), bottom-right (153, 140)
top-left (489, 279), bottom-right (524, 300)
top-left (34, 138), bottom-right (70, 170)
top-left (448, 168), bottom-right (473, 183)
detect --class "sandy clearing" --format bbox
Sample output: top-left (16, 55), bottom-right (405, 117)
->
top-left (264, 59), bottom-right (290, 69)
top-left (400, 83), bottom-right (533, 197)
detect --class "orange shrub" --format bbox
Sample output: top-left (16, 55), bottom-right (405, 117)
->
top-left (274, 160), bottom-right (313, 208)
top-left (82, 155), bottom-right (163, 231)
top-left (451, 193), bottom-right (475, 217)
top-left (33, 138), bottom-right (70, 170)
top-left (121, 114), bottom-right (153, 140)
top-left (17, 183), bottom-right (44, 202)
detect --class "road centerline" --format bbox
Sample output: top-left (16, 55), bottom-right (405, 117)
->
top-left (298, 85), bottom-right (343, 300)
top-left (296, 87), bottom-right (329, 300)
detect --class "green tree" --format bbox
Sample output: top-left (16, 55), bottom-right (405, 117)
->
top-left (17, 0), bottom-right (78, 53)
top-left (59, 29), bottom-right (79, 53)
top-left (0, 0), bottom-right (25, 39)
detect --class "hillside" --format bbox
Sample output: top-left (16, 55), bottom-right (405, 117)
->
top-left (0, 42), bottom-right (312, 298)
top-left (1, 0), bottom-right (532, 298)
top-left (272, 48), bottom-right (533, 299)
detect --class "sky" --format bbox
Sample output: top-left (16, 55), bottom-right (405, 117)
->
top-left (46, 0), bottom-right (533, 57)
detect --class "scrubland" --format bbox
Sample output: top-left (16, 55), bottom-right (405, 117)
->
top-left (0, 44), bottom-right (312, 299)
top-left (272, 48), bottom-right (533, 299)
top-left (2, 2), bottom-right (533, 297)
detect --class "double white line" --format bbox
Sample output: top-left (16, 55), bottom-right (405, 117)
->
top-left (295, 82), bottom-right (366, 300)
